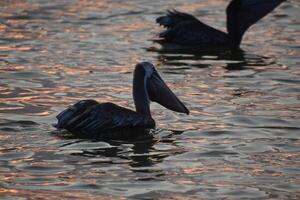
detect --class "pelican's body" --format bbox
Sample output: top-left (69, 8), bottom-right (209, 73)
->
top-left (55, 101), bottom-right (155, 140)
top-left (55, 62), bottom-right (189, 140)
top-left (156, 0), bottom-right (285, 49)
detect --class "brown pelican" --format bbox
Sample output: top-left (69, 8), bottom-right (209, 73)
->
top-left (156, 0), bottom-right (285, 49)
top-left (55, 62), bottom-right (189, 140)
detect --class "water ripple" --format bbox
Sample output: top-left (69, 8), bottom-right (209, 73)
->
top-left (0, 0), bottom-right (299, 199)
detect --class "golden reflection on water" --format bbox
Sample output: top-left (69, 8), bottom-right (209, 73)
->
top-left (103, 20), bottom-right (149, 34)
top-left (0, 0), bottom-right (299, 199)
top-left (69, 0), bottom-right (130, 12)
top-left (0, 0), bottom-right (39, 10)
top-left (0, 45), bottom-right (32, 51)
top-left (179, 0), bottom-right (226, 12)
top-left (0, 188), bottom-right (118, 200)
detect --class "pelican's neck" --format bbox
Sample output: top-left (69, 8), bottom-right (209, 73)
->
top-left (132, 67), bottom-right (151, 117)
top-left (226, 0), bottom-right (285, 48)
top-left (226, 7), bottom-right (244, 48)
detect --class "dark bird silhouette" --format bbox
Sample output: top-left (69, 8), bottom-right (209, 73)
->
top-left (156, 0), bottom-right (285, 49)
top-left (54, 62), bottom-right (189, 140)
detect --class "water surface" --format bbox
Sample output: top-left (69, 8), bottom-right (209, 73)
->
top-left (0, 0), bottom-right (300, 199)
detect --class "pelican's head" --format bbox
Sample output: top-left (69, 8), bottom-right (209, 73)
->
top-left (133, 62), bottom-right (189, 115)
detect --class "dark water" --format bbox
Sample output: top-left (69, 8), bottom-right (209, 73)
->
top-left (0, 0), bottom-right (300, 199)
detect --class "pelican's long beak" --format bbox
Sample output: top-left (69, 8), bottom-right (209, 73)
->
top-left (147, 69), bottom-right (189, 115)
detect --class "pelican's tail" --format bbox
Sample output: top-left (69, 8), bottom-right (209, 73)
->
top-left (156, 10), bottom-right (198, 28)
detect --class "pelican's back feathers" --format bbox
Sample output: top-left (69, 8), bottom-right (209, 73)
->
top-left (55, 100), bottom-right (155, 139)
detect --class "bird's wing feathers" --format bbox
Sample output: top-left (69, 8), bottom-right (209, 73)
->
top-left (156, 10), bottom-right (199, 28)
top-left (56, 101), bottom-right (155, 136)
top-left (157, 10), bottom-right (229, 45)
top-left (55, 99), bottom-right (98, 129)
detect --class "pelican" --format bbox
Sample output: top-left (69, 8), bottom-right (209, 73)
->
top-left (156, 0), bottom-right (285, 49)
top-left (55, 62), bottom-right (189, 140)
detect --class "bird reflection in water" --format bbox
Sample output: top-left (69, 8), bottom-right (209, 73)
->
top-left (57, 129), bottom-right (185, 169)
top-left (148, 46), bottom-right (275, 71)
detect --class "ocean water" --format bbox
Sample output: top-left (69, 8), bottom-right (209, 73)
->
top-left (0, 0), bottom-right (299, 199)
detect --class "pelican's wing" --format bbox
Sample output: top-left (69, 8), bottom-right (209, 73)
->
top-left (157, 10), bottom-right (199, 28)
top-left (56, 101), bottom-right (155, 137)
top-left (55, 99), bottom-right (99, 129)
top-left (156, 10), bottom-right (229, 46)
